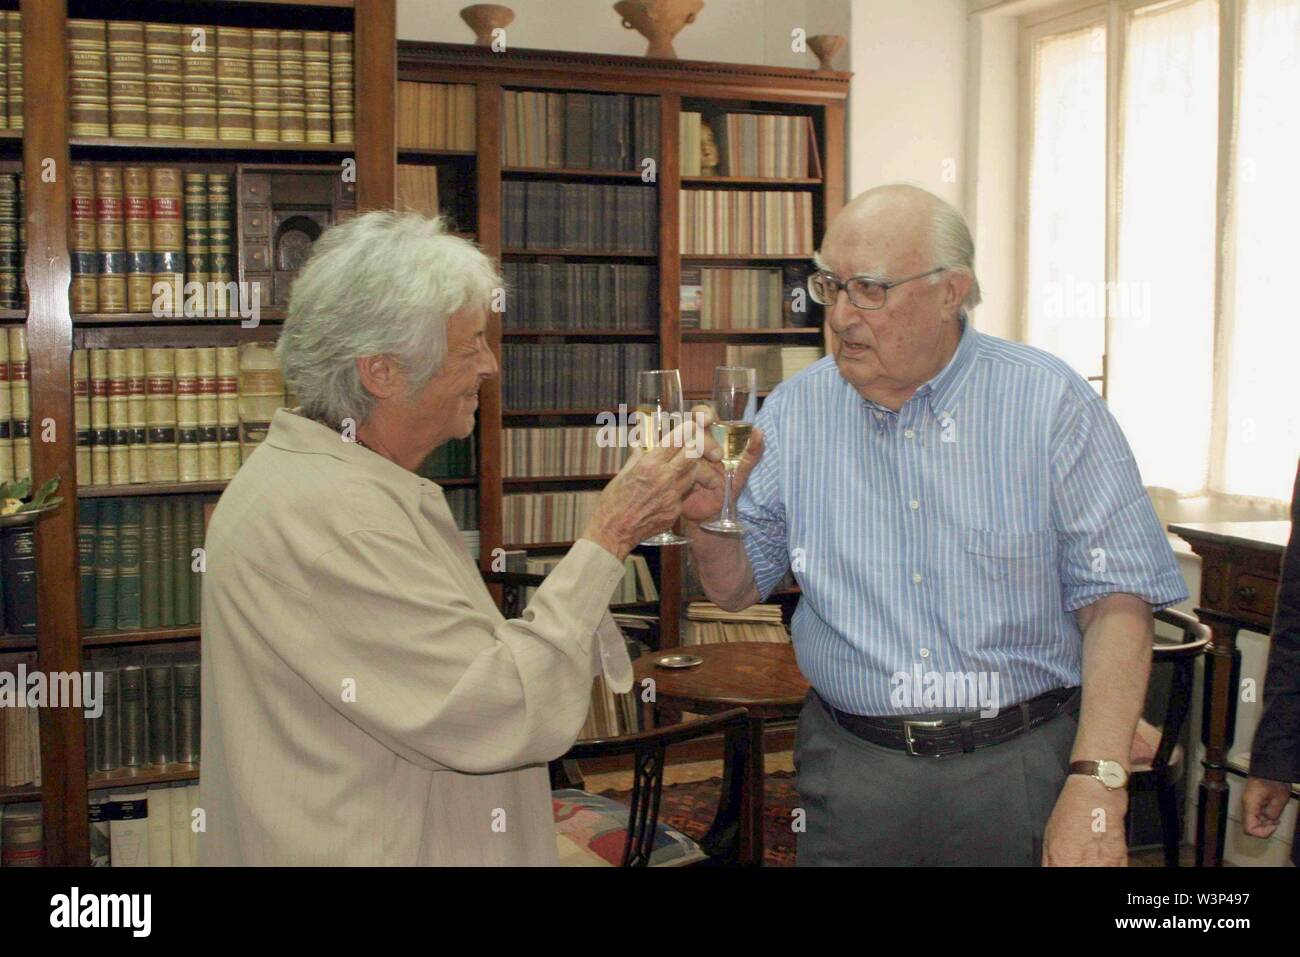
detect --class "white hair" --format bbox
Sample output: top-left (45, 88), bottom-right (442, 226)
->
top-left (929, 197), bottom-right (982, 310)
top-left (277, 210), bottom-right (500, 427)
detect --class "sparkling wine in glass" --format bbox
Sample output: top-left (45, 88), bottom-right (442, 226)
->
top-left (634, 369), bottom-right (688, 547)
top-left (702, 366), bottom-right (757, 534)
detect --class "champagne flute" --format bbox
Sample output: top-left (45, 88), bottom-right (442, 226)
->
top-left (702, 366), bottom-right (757, 534)
top-left (634, 369), bottom-right (689, 547)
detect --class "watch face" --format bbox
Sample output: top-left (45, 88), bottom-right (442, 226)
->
top-left (1097, 761), bottom-right (1128, 789)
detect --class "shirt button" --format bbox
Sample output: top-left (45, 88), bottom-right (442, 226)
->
top-left (919, 648), bottom-right (930, 659)
top-left (909, 499), bottom-right (920, 510)
top-left (904, 429), bottom-right (915, 440)
top-left (912, 572), bottom-right (923, 584)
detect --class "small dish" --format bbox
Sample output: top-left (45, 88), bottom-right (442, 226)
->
top-left (655, 653), bottom-right (704, 669)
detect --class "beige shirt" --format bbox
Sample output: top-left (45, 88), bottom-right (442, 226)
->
top-left (198, 409), bottom-right (632, 865)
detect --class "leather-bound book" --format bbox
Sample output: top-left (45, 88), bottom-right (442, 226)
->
top-left (4, 13), bottom-right (21, 133)
top-left (94, 166), bottom-right (126, 313)
top-left (1, 527), bottom-right (36, 634)
top-left (127, 348), bottom-right (148, 483)
top-left (78, 498), bottom-right (98, 629)
top-left (144, 22), bottom-right (184, 139)
top-left (140, 498), bottom-right (161, 629)
top-left (91, 497), bottom-right (119, 630)
top-left (182, 23), bottom-right (218, 140)
top-left (149, 168), bottom-right (184, 311)
top-left (174, 348), bottom-right (200, 483)
top-left (216, 346), bottom-right (240, 478)
top-left (145, 663), bottom-right (174, 765)
top-left (183, 173), bottom-right (209, 314)
top-left (69, 165), bottom-right (99, 313)
top-left (196, 348), bottom-right (220, 480)
top-left (122, 166), bottom-right (153, 312)
top-left (173, 660), bottom-right (200, 764)
top-left (118, 666), bottom-right (146, 767)
top-left (7, 327), bottom-right (27, 483)
top-left (251, 29), bottom-right (280, 143)
top-left (329, 32), bottom-right (353, 143)
top-left (115, 497), bottom-right (142, 630)
top-left (107, 20), bottom-right (147, 138)
top-left (276, 30), bottom-right (306, 143)
top-left (106, 348), bottom-right (131, 486)
top-left (144, 347), bottom-right (178, 483)
top-left (237, 342), bottom-right (283, 460)
top-left (88, 347), bottom-right (109, 486)
top-left (67, 19), bottom-right (109, 137)
top-left (216, 26), bottom-right (253, 142)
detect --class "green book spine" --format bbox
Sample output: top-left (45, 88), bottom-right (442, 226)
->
top-left (114, 498), bottom-right (142, 630)
top-left (188, 498), bottom-right (203, 623)
top-left (78, 499), bottom-right (98, 630)
top-left (140, 498), bottom-right (160, 629)
top-left (158, 497), bottom-right (175, 627)
top-left (92, 498), bottom-right (120, 631)
top-left (172, 497), bottom-right (191, 625)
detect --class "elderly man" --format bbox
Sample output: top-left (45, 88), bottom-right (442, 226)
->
top-left (684, 184), bottom-right (1188, 866)
top-left (199, 211), bottom-right (719, 865)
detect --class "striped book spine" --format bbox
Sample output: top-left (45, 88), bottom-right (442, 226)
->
top-left (158, 495), bottom-right (175, 626)
top-left (92, 497), bottom-right (120, 630)
top-left (302, 31), bottom-right (332, 144)
top-left (171, 497), bottom-right (191, 625)
top-left (150, 168), bottom-right (184, 312)
top-left (216, 346), bottom-right (240, 478)
top-left (67, 19), bottom-right (109, 137)
top-left (206, 174), bottom-right (234, 311)
top-left (72, 349), bottom-right (90, 485)
top-left (107, 20), bottom-right (147, 138)
top-left (5, 13), bottom-right (22, 132)
top-left (88, 348), bottom-right (109, 486)
top-left (78, 498), bottom-right (98, 629)
top-left (182, 23), bottom-right (217, 140)
top-left (188, 498), bottom-right (203, 620)
top-left (144, 347), bottom-right (178, 483)
top-left (13, 176), bottom-right (23, 309)
top-left (251, 29), bottom-right (280, 143)
top-left (94, 166), bottom-right (126, 313)
top-left (182, 173), bottom-right (208, 314)
top-left (237, 342), bottom-right (283, 460)
top-left (276, 30), bottom-right (306, 143)
top-left (196, 348), bottom-right (220, 481)
top-left (8, 326), bottom-right (27, 482)
top-left (122, 166), bottom-right (153, 312)
top-left (127, 348), bottom-right (148, 484)
top-left (115, 497), bottom-right (142, 630)
top-left (144, 22), bottom-right (183, 139)
top-left (106, 348), bottom-right (131, 486)
top-left (174, 348), bottom-right (200, 483)
top-left (140, 498), bottom-right (160, 629)
top-left (329, 32), bottom-right (353, 144)
top-left (216, 26), bottom-right (253, 142)
top-left (69, 165), bottom-right (99, 313)
top-left (0, 333), bottom-right (12, 482)
top-left (0, 172), bottom-right (19, 309)
top-left (0, 22), bottom-right (7, 130)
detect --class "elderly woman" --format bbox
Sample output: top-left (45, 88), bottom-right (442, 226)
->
top-left (198, 211), bottom-right (719, 865)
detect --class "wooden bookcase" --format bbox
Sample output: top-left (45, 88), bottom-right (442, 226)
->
top-left (395, 42), bottom-right (849, 651)
top-left (12, 0), bottom-right (395, 865)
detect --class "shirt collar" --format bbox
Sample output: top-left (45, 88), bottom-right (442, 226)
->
top-left (264, 408), bottom-right (436, 495)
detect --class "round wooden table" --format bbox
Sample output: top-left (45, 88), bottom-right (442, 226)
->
top-left (633, 641), bottom-right (810, 865)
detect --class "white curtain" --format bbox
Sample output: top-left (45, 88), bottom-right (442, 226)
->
top-left (1109, 0), bottom-right (1220, 495)
top-left (1025, 25), bottom-right (1108, 384)
top-left (1220, 0), bottom-right (1300, 502)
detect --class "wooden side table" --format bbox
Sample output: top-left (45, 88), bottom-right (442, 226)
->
top-left (1170, 521), bottom-right (1290, 866)
top-left (633, 641), bottom-right (810, 866)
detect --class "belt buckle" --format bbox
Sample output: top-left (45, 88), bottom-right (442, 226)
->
top-left (902, 719), bottom-right (945, 757)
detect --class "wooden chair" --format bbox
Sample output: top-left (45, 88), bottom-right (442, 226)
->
top-left (1127, 607), bottom-right (1211, 866)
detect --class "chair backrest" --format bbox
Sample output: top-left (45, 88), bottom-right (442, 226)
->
top-left (556, 708), bottom-right (753, 866)
top-left (1147, 608), bottom-right (1211, 775)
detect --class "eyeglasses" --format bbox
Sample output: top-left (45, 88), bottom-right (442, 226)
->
top-left (807, 267), bottom-right (947, 310)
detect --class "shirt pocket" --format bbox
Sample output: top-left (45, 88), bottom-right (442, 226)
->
top-left (961, 528), bottom-right (1054, 584)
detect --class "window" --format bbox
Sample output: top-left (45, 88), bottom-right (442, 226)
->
top-left (1021, 0), bottom-right (1300, 505)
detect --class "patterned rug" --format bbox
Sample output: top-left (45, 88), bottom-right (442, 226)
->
top-left (599, 771), bottom-right (799, 867)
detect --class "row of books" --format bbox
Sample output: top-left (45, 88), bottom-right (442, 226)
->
top-left (0, 527), bottom-right (37, 636)
top-left (0, 326), bottom-right (31, 484)
top-left (445, 488), bottom-right (479, 552)
top-left (681, 189), bottom-right (814, 256)
top-left (396, 82), bottom-right (476, 151)
top-left (89, 783), bottom-right (201, 867)
top-left (0, 803), bottom-right (41, 866)
top-left (69, 165), bottom-right (234, 315)
top-left (503, 490), bottom-right (602, 546)
top-left (502, 91), bottom-right (659, 171)
top-left (0, 653), bottom-right (40, 787)
top-left (502, 551), bottom-right (658, 606)
top-left (502, 426), bottom-right (629, 479)
top-left (501, 343), bottom-right (657, 411)
top-left (73, 343), bottom-right (290, 488)
top-left (681, 343), bottom-right (824, 393)
top-left (67, 20), bottom-right (353, 144)
top-left (0, 172), bottom-right (27, 310)
top-left (502, 181), bottom-right (658, 252)
top-left (501, 262), bottom-right (658, 331)
top-left (680, 111), bottom-right (818, 179)
top-left (680, 265), bottom-right (807, 329)
top-left (0, 14), bottom-right (22, 132)
top-left (86, 652), bottom-right (200, 772)
top-left (79, 497), bottom-right (210, 634)
top-left (683, 602), bottom-right (790, 645)
top-left (417, 435), bottom-right (475, 480)
top-left (579, 674), bottom-right (637, 741)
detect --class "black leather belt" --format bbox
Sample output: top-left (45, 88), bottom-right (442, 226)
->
top-left (824, 686), bottom-right (1082, 757)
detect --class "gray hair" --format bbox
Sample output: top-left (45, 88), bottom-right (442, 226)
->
top-left (929, 198), bottom-right (982, 310)
top-left (277, 210), bottom-right (500, 426)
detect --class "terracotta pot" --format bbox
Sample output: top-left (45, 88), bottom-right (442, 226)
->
top-left (614, 0), bottom-right (704, 60)
top-left (460, 4), bottom-right (515, 46)
top-left (807, 34), bottom-right (846, 72)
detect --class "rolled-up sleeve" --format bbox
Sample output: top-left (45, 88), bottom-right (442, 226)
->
top-left (275, 533), bottom-right (627, 774)
top-left (736, 401), bottom-right (791, 601)
top-left (1050, 390), bottom-right (1189, 613)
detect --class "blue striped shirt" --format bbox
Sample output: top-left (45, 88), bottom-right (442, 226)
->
top-left (737, 318), bottom-right (1189, 716)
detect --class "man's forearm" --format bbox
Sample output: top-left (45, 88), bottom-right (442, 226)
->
top-left (685, 520), bottom-right (760, 611)
top-left (1071, 593), bottom-right (1154, 765)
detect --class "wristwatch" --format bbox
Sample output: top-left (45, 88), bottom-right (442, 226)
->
top-left (1069, 759), bottom-right (1129, 790)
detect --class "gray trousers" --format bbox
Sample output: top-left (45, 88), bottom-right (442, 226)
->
top-left (793, 689), bottom-right (1079, 866)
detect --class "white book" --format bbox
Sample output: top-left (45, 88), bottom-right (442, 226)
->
top-left (169, 783), bottom-right (193, 866)
top-left (147, 784), bottom-right (173, 867)
top-left (108, 789), bottom-right (150, 867)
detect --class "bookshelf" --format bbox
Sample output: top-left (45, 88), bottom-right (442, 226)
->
top-left (17, 0), bottom-right (395, 865)
top-left (395, 44), bottom-right (848, 660)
